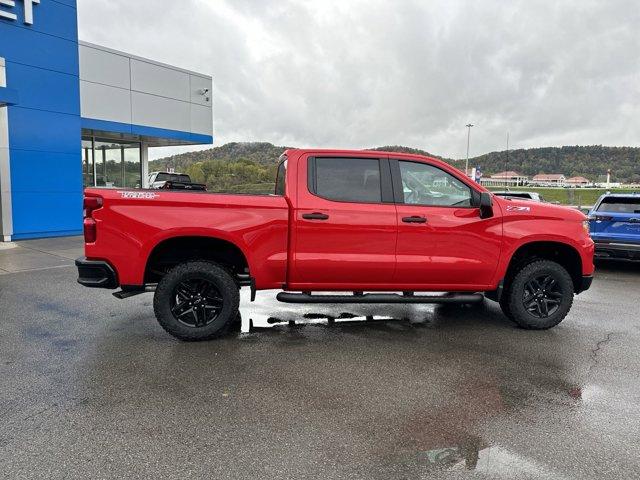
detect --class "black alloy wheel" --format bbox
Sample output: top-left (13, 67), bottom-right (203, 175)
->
top-left (154, 261), bottom-right (240, 341)
top-left (171, 278), bottom-right (224, 328)
top-left (521, 274), bottom-right (564, 319)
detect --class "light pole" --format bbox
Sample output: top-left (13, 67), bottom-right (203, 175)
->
top-left (465, 124), bottom-right (474, 176)
top-left (505, 132), bottom-right (509, 188)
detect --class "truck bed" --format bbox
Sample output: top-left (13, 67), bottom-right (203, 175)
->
top-left (84, 188), bottom-right (289, 288)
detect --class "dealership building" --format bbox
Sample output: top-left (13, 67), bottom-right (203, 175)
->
top-left (0, 0), bottom-right (213, 240)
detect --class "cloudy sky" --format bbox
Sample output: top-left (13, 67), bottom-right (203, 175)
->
top-left (77, 0), bottom-right (640, 160)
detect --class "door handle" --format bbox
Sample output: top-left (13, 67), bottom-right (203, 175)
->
top-left (402, 216), bottom-right (427, 224)
top-left (302, 212), bottom-right (329, 220)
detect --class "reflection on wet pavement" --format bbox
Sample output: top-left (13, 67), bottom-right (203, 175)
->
top-left (241, 289), bottom-right (469, 332)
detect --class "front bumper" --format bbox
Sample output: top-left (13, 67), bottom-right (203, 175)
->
top-left (578, 275), bottom-right (593, 294)
top-left (76, 257), bottom-right (119, 289)
top-left (593, 240), bottom-right (640, 261)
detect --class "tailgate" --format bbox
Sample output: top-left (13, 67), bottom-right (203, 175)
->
top-left (590, 196), bottom-right (640, 243)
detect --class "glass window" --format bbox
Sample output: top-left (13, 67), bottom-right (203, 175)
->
top-left (88, 139), bottom-right (141, 188)
top-left (398, 161), bottom-right (472, 206)
top-left (275, 159), bottom-right (287, 195)
top-left (155, 173), bottom-right (191, 183)
top-left (597, 196), bottom-right (640, 213)
top-left (81, 138), bottom-right (94, 188)
top-left (94, 141), bottom-right (121, 187)
top-left (314, 158), bottom-right (381, 203)
top-left (123, 143), bottom-right (142, 188)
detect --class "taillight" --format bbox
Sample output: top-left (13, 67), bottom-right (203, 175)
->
top-left (83, 218), bottom-right (97, 243)
top-left (83, 196), bottom-right (103, 218)
top-left (83, 196), bottom-right (102, 243)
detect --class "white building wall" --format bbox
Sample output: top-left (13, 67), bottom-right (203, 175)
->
top-left (79, 41), bottom-right (213, 137)
top-left (0, 57), bottom-right (13, 240)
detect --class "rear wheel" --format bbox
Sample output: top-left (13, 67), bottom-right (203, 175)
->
top-left (153, 261), bottom-right (240, 341)
top-left (506, 260), bottom-right (574, 330)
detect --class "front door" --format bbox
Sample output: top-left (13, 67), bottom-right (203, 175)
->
top-left (392, 159), bottom-right (502, 289)
top-left (290, 154), bottom-right (398, 288)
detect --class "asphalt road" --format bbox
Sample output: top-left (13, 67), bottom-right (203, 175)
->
top-left (1, 249), bottom-right (639, 479)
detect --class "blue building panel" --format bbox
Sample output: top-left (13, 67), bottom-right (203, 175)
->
top-left (0, 24), bottom-right (79, 75)
top-left (82, 117), bottom-right (214, 145)
top-left (8, 107), bottom-right (81, 154)
top-left (6, 63), bottom-right (79, 115)
top-left (9, 150), bottom-right (82, 193)
top-left (2, 0), bottom-right (77, 42)
top-left (1, 0), bottom-right (81, 239)
top-left (11, 191), bottom-right (82, 238)
top-left (0, 86), bottom-right (19, 106)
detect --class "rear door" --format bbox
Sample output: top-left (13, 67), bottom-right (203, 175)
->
top-left (590, 195), bottom-right (640, 243)
top-left (290, 154), bottom-right (398, 287)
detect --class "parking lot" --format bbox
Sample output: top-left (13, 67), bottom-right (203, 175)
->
top-left (1, 237), bottom-right (639, 479)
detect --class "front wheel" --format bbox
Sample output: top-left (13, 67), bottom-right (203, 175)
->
top-left (506, 260), bottom-right (574, 330)
top-left (153, 261), bottom-right (240, 341)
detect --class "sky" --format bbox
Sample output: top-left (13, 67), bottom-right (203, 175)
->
top-left (77, 0), bottom-right (640, 160)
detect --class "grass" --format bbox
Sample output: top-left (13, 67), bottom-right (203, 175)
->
top-left (486, 187), bottom-right (639, 206)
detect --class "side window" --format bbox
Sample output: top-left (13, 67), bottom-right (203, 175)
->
top-left (398, 161), bottom-right (472, 207)
top-left (275, 159), bottom-right (287, 195)
top-left (312, 158), bottom-right (382, 203)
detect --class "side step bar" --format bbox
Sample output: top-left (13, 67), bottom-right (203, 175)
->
top-left (112, 285), bottom-right (157, 299)
top-left (276, 292), bottom-right (484, 304)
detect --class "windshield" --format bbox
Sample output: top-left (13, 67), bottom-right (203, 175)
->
top-left (597, 196), bottom-right (640, 214)
top-left (495, 193), bottom-right (531, 199)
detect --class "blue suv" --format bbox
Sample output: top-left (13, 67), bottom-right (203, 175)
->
top-left (589, 193), bottom-right (640, 260)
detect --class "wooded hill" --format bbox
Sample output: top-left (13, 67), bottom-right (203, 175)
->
top-left (148, 143), bottom-right (640, 194)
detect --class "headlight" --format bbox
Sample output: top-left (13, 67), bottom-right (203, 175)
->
top-left (582, 220), bottom-right (590, 235)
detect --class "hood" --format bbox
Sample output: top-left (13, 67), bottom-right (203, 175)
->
top-left (493, 195), bottom-right (586, 221)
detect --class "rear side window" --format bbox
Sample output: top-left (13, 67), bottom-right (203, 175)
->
top-left (597, 196), bottom-right (640, 213)
top-left (155, 173), bottom-right (190, 183)
top-left (311, 158), bottom-right (382, 203)
top-left (275, 159), bottom-right (287, 195)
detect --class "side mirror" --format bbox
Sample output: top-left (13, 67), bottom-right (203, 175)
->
top-left (479, 192), bottom-right (494, 219)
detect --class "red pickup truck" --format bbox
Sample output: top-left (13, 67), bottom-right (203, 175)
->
top-left (77, 149), bottom-right (594, 341)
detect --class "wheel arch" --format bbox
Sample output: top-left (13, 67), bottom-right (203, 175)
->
top-left (502, 241), bottom-right (583, 293)
top-left (144, 235), bottom-right (251, 284)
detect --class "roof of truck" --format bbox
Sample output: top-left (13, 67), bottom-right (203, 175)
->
top-left (283, 148), bottom-right (446, 161)
top-left (599, 192), bottom-right (640, 197)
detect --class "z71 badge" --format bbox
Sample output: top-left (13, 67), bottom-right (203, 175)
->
top-left (506, 205), bottom-right (531, 212)
top-left (117, 191), bottom-right (160, 200)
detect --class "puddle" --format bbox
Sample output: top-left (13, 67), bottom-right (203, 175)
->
top-left (386, 437), bottom-right (572, 477)
top-left (239, 289), bottom-right (452, 333)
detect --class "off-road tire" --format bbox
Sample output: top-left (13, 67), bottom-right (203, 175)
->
top-left (153, 261), bottom-right (240, 341)
top-left (506, 260), bottom-right (574, 330)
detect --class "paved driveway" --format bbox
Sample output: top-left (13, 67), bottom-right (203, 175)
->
top-left (1, 237), bottom-right (639, 479)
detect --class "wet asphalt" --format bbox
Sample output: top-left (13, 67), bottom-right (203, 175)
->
top-left (1, 248), bottom-right (640, 479)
